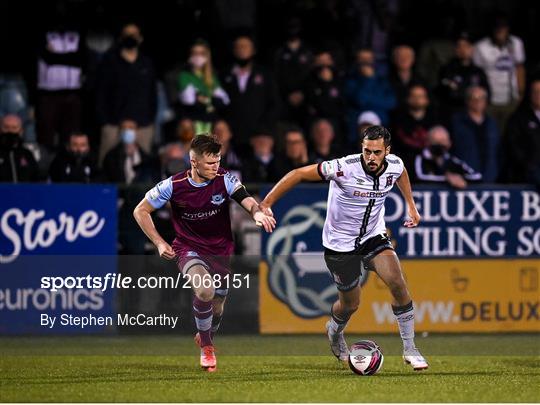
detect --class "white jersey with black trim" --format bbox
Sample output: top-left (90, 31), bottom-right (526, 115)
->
top-left (318, 153), bottom-right (405, 252)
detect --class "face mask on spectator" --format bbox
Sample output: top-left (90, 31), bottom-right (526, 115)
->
top-left (189, 55), bottom-right (207, 68)
top-left (121, 129), bottom-right (136, 145)
top-left (429, 144), bottom-right (447, 157)
top-left (0, 132), bottom-right (21, 150)
top-left (69, 150), bottom-right (89, 160)
top-left (234, 56), bottom-right (252, 67)
top-left (120, 36), bottom-right (139, 50)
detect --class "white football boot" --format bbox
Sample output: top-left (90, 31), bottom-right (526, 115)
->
top-left (325, 320), bottom-right (349, 362)
top-left (403, 347), bottom-right (429, 371)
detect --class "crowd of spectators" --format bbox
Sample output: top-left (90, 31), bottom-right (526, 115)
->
top-left (1, 7), bottom-right (539, 190)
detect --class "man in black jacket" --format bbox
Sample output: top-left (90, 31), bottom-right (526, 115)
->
top-left (49, 132), bottom-right (98, 183)
top-left (500, 78), bottom-right (540, 188)
top-left (102, 119), bottom-right (159, 184)
top-left (221, 33), bottom-right (280, 157)
top-left (304, 50), bottom-right (346, 142)
top-left (242, 127), bottom-right (278, 183)
top-left (274, 126), bottom-right (313, 179)
top-left (437, 33), bottom-right (490, 123)
top-left (96, 23), bottom-right (157, 165)
top-left (412, 125), bottom-right (481, 189)
top-left (308, 119), bottom-right (342, 163)
top-left (0, 114), bottom-right (38, 183)
top-left (273, 17), bottom-right (313, 123)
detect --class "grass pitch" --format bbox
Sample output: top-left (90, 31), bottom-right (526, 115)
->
top-left (1, 334), bottom-right (539, 402)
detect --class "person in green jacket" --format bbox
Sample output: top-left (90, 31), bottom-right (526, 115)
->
top-left (178, 39), bottom-right (230, 134)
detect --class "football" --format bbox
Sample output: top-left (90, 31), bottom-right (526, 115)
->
top-left (348, 340), bottom-right (384, 376)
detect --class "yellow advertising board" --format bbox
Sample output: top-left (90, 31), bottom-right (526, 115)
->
top-left (260, 259), bottom-right (540, 333)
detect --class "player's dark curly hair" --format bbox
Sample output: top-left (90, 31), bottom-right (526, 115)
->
top-left (361, 125), bottom-right (391, 147)
top-left (191, 133), bottom-right (221, 156)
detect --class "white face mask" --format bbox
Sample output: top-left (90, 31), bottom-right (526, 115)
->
top-left (189, 55), bottom-right (207, 68)
top-left (121, 129), bottom-right (136, 145)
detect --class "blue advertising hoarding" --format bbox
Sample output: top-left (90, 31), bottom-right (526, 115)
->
top-left (263, 185), bottom-right (540, 259)
top-left (0, 184), bottom-right (117, 334)
top-left (261, 185), bottom-right (540, 322)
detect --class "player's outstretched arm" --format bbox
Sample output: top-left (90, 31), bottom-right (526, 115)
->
top-left (133, 199), bottom-right (176, 260)
top-left (260, 164), bottom-right (321, 212)
top-left (396, 167), bottom-right (421, 228)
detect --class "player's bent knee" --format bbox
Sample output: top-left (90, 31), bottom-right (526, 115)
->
top-left (197, 288), bottom-right (215, 302)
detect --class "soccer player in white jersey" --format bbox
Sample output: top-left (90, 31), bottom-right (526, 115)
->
top-left (261, 125), bottom-right (428, 370)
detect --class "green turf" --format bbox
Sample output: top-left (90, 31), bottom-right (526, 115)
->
top-left (1, 334), bottom-right (539, 402)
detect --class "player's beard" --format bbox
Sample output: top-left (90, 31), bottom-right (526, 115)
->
top-left (370, 167), bottom-right (382, 176)
top-left (365, 159), bottom-right (383, 174)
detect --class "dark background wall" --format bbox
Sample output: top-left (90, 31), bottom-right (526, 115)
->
top-left (1, 0), bottom-right (539, 84)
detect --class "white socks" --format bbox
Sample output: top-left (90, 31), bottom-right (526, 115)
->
top-left (392, 301), bottom-right (415, 351)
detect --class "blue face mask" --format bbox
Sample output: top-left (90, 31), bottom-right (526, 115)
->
top-left (121, 129), bottom-right (136, 144)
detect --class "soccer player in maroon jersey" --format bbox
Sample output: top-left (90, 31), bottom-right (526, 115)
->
top-left (134, 134), bottom-right (275, 371)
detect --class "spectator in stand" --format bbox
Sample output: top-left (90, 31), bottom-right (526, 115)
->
top-left (102, 119), bottom-right (158, 184)
top-left (0, 114), bottom-right (38, 182)
top-left (221, 33), bottom-right (280, 157)
top-left (345, 47), bottom-right (396, 145)
top-left (96, 22), bottom-right (157, 165)
top-left (0, 69), bottom-right (50, 175)
top-left (392, 84), bottom-right (437, 168)
top-left (389, 45), bottom-right (422, 108)
top-left (413, 125), bottom-right (481, 189)
top-left (309, 118), bottom-right (341, 163)
top-left (304, 1), bottom-right (347, 67)
top-left (173, 118), bottom-right (195, 145)
top-left (416, 14), bottom-right (455, 90)
top-left (0, 71), bottom-right (35, 143)
top-left (274, 126), bottom-right (312, 178)
top-left (83, 25), bottom-right (114, 143)
top-left (169, 118), bottom-right (196, 167)
top-left (473, 14), bottom-right (526, 133)
top-left (345, 0), bottom-right (401, 75)
top-left (500, 79), bottom-right (540, 187)
top-left (356, 110), bottom-right (381, 151)
top-left (178, 39), bottom-right (230, 134)
top-left (159, 142), bottom-right (189, 179)
top-left (36, 22), bottom-right (84, 150)
top-left (242, 127), bottom-right (278, 183)
top-left (49, 132), bottom-right (98, 183)
top-left (304, 50), bottom-right (346, 142)
top-left (274, 17), bottom-right (313, 123)
top-left (451, 86), bottom-right (499, 183)
top-left (212, 119), bottom-right (242, 178)
top-left (437, 33), bottom-right (490, 124)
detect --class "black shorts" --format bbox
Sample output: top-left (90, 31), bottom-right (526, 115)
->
top-left (324, 234), bottom-right (394, 292)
